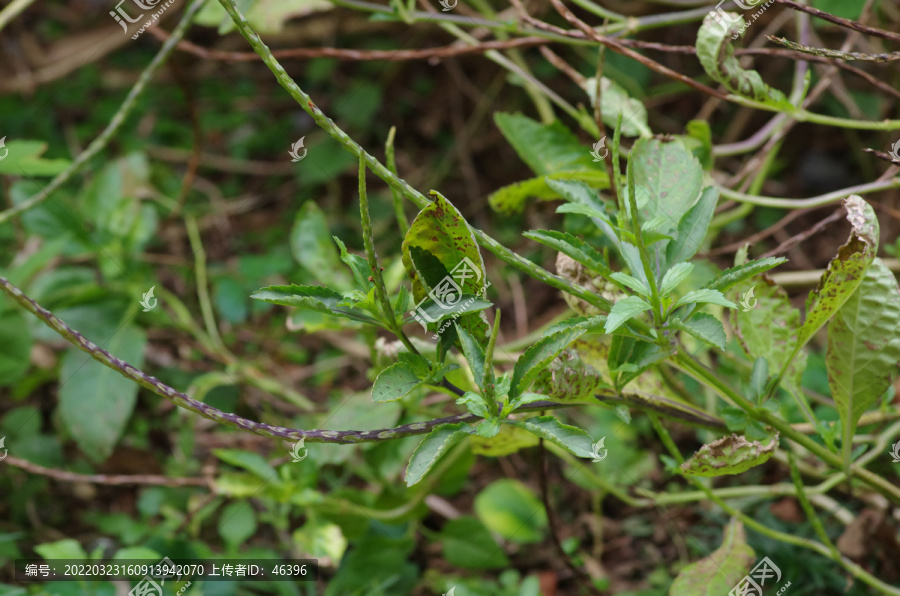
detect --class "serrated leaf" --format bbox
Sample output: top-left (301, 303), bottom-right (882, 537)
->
top-left (696, 12), bottom-right (791, 106)
top-left (827, 257), bottom-right (900, 470)
top-left (524, 229), bottom-right (611, 278)
top-left (508, 416), bottom-right (596, 459)
top-left (665, 187), bottom-right (718, 266)
top-left (510, 327), bottom-right (587, 400)
top-left (796, 195), bottom-right (879, 355)
top-left (669, 519), bottom-right (756, 595)
top-left (670, 313), bottom-right (726, 350)
top-left (604, 296), bottom-right (652, 333)
top-left (494, 112), bottom-right (600, 176)
top-left (610, 272), bottom-right (650, 298)
top-left (660, 262), bottom-right (695, 296)
top-left (674, 289), bottom-right (736, 310)
top-left (705, 257), bottom-right (787, 292)
top-left (405, 423), bottom-right (470, 486)
top-left (252, 284), bottom-right (374, 323)
top-left (681, 432), bottom-right (779, 477)
top-left (373, 362), bottom-right (422, 402)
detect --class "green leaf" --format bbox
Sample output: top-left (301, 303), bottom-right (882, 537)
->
top-left (406, 296), bottom-right (493, 329)
top-left (704, 257), bottom-right (788, 292)
top-left (0, 139), bottom-right (70, 177)
top-left (733, 279), bottom-right (807, 416)
top-left (604, 296), bottom-right (652, 333)
top-left (796, 195), bottom-right (879, 355)
top-left (669, 313), bottom-right (726, 350)
top-left (218, 501), bottom-right (257, 550)
top-left (474, 479), bottom-right (547, 544)
top-left (669, 519), bottom-right (757, 596)
top-left (696, 12), bottom-right (791, 106)
top-left (251, 284), bottom-right (374, 323)
top-left (0, 311), bottom-right (32, 386)
top-left (456, 325), bottom-right (486, 390)
top-left (610, 272), bottom-right (650, 298)
top-left (680, 432), bottom-right (779, 477)
top-left (665, 187), bottom-right (718, 266)
top-left (547, 178), bottom-right (621, 249)
top-left (333, 236), bottom-right (370, 290)
top-left (405, 423), bottom-right (470, 486)
top-left (212, 449), bottom-right (281, 484)
top-left (582, 76), bottom-right (651, 137)
top-left (402, 192), bottom-right (488, 339)
top-left (34, 539), bottom-right (89, 560)
top-left (660, 262), bottom-right (695, 296)
top-left (291, 202), bottom-right (350, 290)
top-left (441, 516), bottom-right (510, 569)
top-left (607, 336), bottom-right (672, 389)
top-left (531, 348), bottom-right (609, 403)
top-left (618, 242), bottom-right (648, 286)
top-left (677, 120), bottom-right (714, 170)
top-left (58, 325), bottom-right (146, 463)
top-left (674, 289), bottom-right (736, 310)
top-left (827, 257), bottom-right (900, 470)
top-left (749, 357), bottom-right (769, 403)
top-left (372, 362), bottom-right (422, 402)
top-left (488, 171), bottom-right (608, 215)
top-left (509, 416), bottom-right (595, 458)
top-left (494, 112), bottom-right (600, 176)
top-left (524, 229), bottom-right (611, 278)
top-left (630, 138), bottom-right (704, 236)
top-left (509, 327), bottom-right (587, 400)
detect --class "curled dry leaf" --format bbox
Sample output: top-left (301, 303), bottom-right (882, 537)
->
top-left (681, 432), bottom-right (779, 477)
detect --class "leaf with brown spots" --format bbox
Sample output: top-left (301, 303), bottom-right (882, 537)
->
top-left (827, 256), bottom-right (900, 471)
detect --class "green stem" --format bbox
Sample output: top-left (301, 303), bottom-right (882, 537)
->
top-left (185, 215), bottom-right (227, 355)
top-left (675, 351), bottom-right (900, 504)
top-left (384, 126), bottom-right (409, 236)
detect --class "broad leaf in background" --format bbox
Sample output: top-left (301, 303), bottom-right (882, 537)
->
top-left (494, 113), bottom-right (600, 176)
top-left (488, 171), bottom-right (607, 215)
top-left (680, 432), bottom-right (779, 477)
top-left (474, 479), bottom-right (547, 544)
top-left (406, 423), bottom-right (470, 486)
top-left (440, 516), bottom-right (510, 569)
top-left (794, 196), bottom-right (878, 361)
top-left (196, 0), bottom-right (332, 34)
top-left (733, 278), bottom-right (808, 418)
top-left (696, 13), bottom-right (791, 107)
top-left (669, 519), bottom-right (756, 596)
top-left (508, 416), bottom-right (595, 459)
top-left (607, 335), bottom-right (672, 390)
top-left (58, 325), bottom-right (146, 462)
top-left (291, 202), bottom-right (351, 290)
top-left (0, 139), bottom-right (70, 177)
top-left (665, 187), bottom-right (718, 266)
top-left (582, 76), bottom-right (651, 138)
top-left (218, 501), bottom-right (257, 551)
top-left (827, 257), bottom-right (900, 469)
top-left (630, 138), bottom-right (703, 239)
top-left (372, 362), bottom-right (422, 402)
top-left (0, 310), bottom-right (32, 385)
